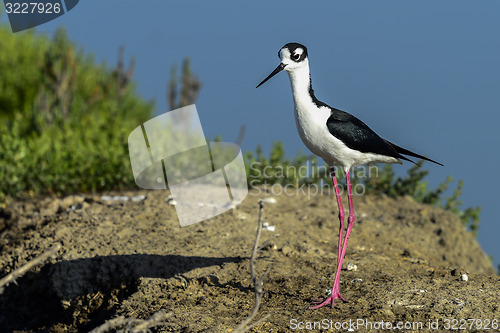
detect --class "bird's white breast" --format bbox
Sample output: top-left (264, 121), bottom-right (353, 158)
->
top-left (288, 66), bottom-right (399, 170)
top-left (293, 101), bottom-right (399, 170)
top-left (293, 98), bottom-right (350, 168)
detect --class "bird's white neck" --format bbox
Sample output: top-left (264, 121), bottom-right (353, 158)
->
top-left (286, 60), bottom-right (316, 111)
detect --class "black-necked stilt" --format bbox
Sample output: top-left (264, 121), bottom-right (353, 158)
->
top-left (257, 42), bottom-right (442, 309)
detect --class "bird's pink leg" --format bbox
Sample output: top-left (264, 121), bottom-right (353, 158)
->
top-left (331, 171), bottom-right (356, 302)
top-left (330, 167), bottom-right (344, 279)
top-left (338, 170), bottom-right (356, 268)
top-left (310, 167), bottom-right (348, 309)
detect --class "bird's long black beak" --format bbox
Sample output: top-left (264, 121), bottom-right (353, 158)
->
top-left (256, 63), bottom-right (286, 88)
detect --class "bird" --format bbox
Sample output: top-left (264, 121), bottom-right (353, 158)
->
top-left (256, 42), bottom-right (442, 309)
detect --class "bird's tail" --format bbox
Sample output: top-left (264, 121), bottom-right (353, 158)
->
top-left (385, 140), bottom-right (443, 166)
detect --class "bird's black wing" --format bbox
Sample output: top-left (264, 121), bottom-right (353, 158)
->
top-left (326, 108), bottom-right (404, 159)
top-left (326, 108), bottom-right (442, 166)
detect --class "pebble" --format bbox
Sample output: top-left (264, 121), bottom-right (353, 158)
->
top-left (259, 240), bottom-right (277, 251)
top-left (131, 195), bottom-right (146, 202)
top-left (282, 246), bottom-right (293, 256)
top-left (261, 197), bottom-right (277, 204)
top-left (166, 195), bottom-right (177, 206)
top-left (101, 195), bottom-right (129, 202)
top-left (460, 274), bottom-right (468, 281)
top-left (70, 203), bottom-right (84, 211)
top-left (346, 262), bottom-right (358, 271)
top-left (262, 222), bottom-right (276, 232)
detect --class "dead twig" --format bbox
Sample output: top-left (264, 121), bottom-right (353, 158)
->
top-left (233, 200), bottom-right (271, 333)
top-left (0, 243), bottom-right (61, 294)
top-left (132, 310), bottom-right (173, 333)
top-left (236, 124), bottom-right (246, 147)
top-left (89, 316), bottom-right (131, 333)
top-left (89, 310), bottom-right (173, 333)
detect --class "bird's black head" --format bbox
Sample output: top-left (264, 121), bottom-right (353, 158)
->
top-left (280, 42), bottom-right (308, 63)
top-left (256, 42), bottom-right (309, 88)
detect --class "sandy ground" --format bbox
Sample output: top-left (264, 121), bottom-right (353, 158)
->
top-left (0, 188), bottom-right (498, 332)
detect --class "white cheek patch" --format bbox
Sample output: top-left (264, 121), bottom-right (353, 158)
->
top-left (280, 48), bottom-right (291, 60)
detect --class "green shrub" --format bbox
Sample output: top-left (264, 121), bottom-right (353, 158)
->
top-left (0, 26), bottom-right (153, 201)
top-left (245, 142), bottom-right (328, 188)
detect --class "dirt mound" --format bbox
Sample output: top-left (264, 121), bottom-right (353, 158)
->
top-left (0, 189), bottom-right (498, 332)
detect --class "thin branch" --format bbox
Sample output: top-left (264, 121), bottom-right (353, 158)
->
top-left (234, 200), bottom-right (271, 333)
top-left (236, 125), bottom-right (247, 147)
top-left (132, 310), bottom-right (173, 333)
top-left (250, 200), bottom-right (266, 292)
top-left (89, 310), bottom-right (173, 333)
top-left (0, 243), bottom-right (61, 294)
top-left (246, 313), bottom-right (272, 331)
top-left (89, 316), bottom-right (131, 333)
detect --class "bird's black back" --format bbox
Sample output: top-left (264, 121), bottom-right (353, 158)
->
top-left (325, 107), bottom-right (442, 166)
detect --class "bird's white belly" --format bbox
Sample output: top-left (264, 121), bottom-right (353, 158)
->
top-left (294, 104), bottom-right (344, 165)
top-left (294, 104), bottom-right (397, 170)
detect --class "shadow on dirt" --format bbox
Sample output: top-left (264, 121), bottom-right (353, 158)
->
top-left (0, 254), bottom-right (241, 331)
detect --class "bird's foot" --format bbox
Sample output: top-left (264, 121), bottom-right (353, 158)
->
top-left (309, 290), bottom-right (347, 309)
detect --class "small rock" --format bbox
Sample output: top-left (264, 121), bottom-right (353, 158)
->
top-left (282, 245), bottom-right (293, 256)
top-left (165, 194), bottom-right (177, 205)
top-left (101, 195), bottom-right (129, 202)
top-left (131, 195), bottom-right (146, 202)
top-left (402, 249), bottom-right (411, 257)
top-left (346, 262), bottom-right (358, 271)
top-left (41, 200), bottom-right (60, 216)
top-left (261, 197), bottom-right (277, 204)
top-left (60, 195), bottom-right (85, 210)
top-left (70, 202), bottom-right (86, 211)
top-left (460, 274), bottom-right (468, 281)
top-left (259, 240), bottom-right (277, 251)
top-left (262, 222), bottom-right (276, 232)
